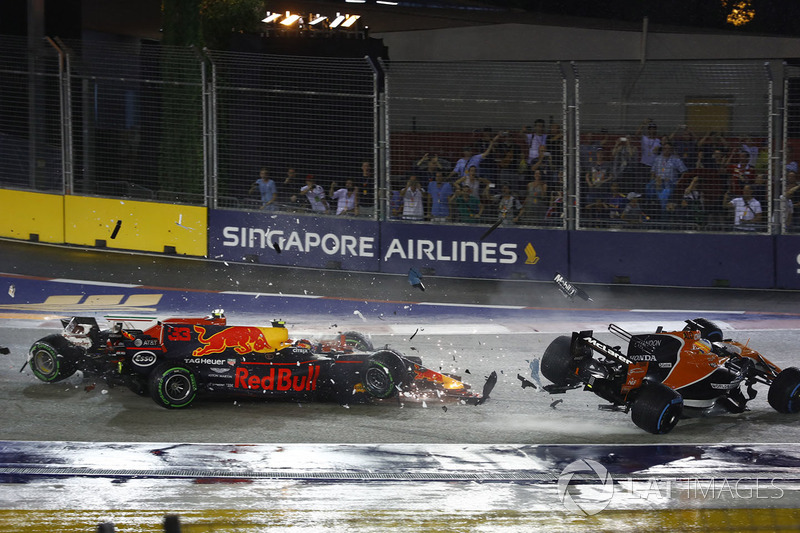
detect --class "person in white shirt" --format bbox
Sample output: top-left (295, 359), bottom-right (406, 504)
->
top-left (726, 185), bottom-right (762, 230)
top-left (300, 176), bottom-right (328, 213)
top-left (401, 176), bottom-right (425, 220)
top-left (329, 180), bottom-right (359, 216)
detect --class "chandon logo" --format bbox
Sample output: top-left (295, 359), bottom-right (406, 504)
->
top-left (557, 459), bottom-right (615, 516)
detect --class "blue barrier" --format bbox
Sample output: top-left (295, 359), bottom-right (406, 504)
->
top-left (205, 211), bottom-right (798, 288)
top-left (379, 221), bottom-right (568, 280)
top-left (208, 210), bottom-right (381, 271)
top-left (570, 230), bottom-right (775, 289)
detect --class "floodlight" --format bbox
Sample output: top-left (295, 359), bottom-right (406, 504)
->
top-left (280, 13), bottom-right (301, 26)
top-left (310, 15), bottom-right (328, 25)
top-left (330, 14), bottom-right (346, 28)
top-left (342, 14), bottom-right (361, 28)
top-left (262, 12), bottom-right (280, 23)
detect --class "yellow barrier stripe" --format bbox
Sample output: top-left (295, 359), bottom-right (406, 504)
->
top-left (2, 508), bottom-right (800, 533)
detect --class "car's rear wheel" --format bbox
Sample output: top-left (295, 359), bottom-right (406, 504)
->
top-left (149, 363), bottom-right (197, 408)
top-left (541, 336), bottom-right (582, 386)
top-left (28, 337), bottom-right (79, 383)
top-left (630, 382), bottom-right (683, 434)
top-left (363, 350), bottom-right (407, 399)
top-left (343, 331), bottom-right (373, 352)
top-left (768, 367), bottom-right (800, 414)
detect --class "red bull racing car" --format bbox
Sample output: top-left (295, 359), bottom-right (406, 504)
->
top-left (25, 311), bottom-right (495, 409)
top-left (538, 318), bottom-right (800, 434)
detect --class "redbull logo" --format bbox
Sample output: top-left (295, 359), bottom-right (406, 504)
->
top-left (192, 326), bottom-right (289, 357)
top-left (234, 366), bottom-right (320, 392)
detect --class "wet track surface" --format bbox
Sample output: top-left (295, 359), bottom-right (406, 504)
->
top-left (2, 239), bottom-right (800, 531)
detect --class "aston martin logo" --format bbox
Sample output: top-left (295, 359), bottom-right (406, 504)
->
top-left (524, 243), bottom-right (540, 265)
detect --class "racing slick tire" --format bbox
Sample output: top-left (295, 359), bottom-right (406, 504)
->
top-left (768, 367), bottom-right (800, 414)
top-left (541, 336), bottom-right (583, 386)
top-left (28, 336), bottom-right (80, 383)
top-left (343, 331), bottom-right (374, 352)
top-left (691, 318), bottom-right (723, 342)
top-left (363, 350), bottom-right (408, 399)
top-left (630, 382), bottom-right (683, 434)
top-left (149, 363), bottom-right (197, 409)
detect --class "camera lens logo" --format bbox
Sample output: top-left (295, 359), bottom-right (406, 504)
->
top-left (557, 459), bottom-right (615, 516)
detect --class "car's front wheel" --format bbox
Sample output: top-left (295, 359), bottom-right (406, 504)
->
top-left (768, 367), bottom-right (800, 414)
top-left (28, 336), bottom-right (80, 383)
top-left (630, 382), bottom-right (683, 434)
top-left (149, 363), bottom-right (197, 409)
top-left (363, 350), bottom-right (407, 399)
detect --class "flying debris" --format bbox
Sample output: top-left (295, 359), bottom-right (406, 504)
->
top-left (176, 214), bottom-right (195, 230)
top-left (408, 267), bottom-right (425, 291)
top-left (8, 284), bottom-right (15, 298)
top-left (110, 220), bottom-right (122, 239)
top-left (528, 358), bottom-right (542, 389)
top-left (479, 218), bottom-right (503, 241)
top-left (353, 310), bottom-right (366, 321)
top-left (0, 346), bottom-right (9, 355)
top-left (550, 399), bottom-right (563, 409)
top-left (475, 371), bottom-right (498, 405)
top-left (410, 328), bottom-right (419, 340)
top-left (517, 374), bottom-right (537, 390)
top-left (272, 241), bottom-right (281, 253)
top-left (553, 272), bottom-right (592, 301)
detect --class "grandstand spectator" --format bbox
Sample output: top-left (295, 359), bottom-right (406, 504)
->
top-left (684, 152), bottom-right (727, 229)
top-left (725, 149), bottom-right (756, 198)
top-left (329, 180), bottom-right (359, 216)
top-left (521, 119), bottom-right (548, 170)
top-left (636, 119), bottom-right (661, 180)
top-left (622, 192), bottom-right (647, 227)
top-left (669, 176), bottom-right (706, 229)
top-left (492, 185), bottom-right (522, 224)
top-left (248, 167), bottom-right (277, 212)
top-left (611, 136), bottom-right (636, 191)
top-left (584, 148), bottom-right (612, 223)
top-left (725, 184), bottom-right (762, 231)
top-left (515, 169), bottom-right (548, 225)
top-left (401, 176), bottom-right (425, 221)
top-left (283, 167), bottom-right (303, 208)
top-left (545, 118), bottom-right (564, 175)
top-left (669, 124), bottom-right (698, 165)
top-left (300, 175), bottom-right (328, 213)
top-left (415, 153), bottom-right (445, 182)
top-left (454, 166), bottom-right (492, 200)
top-left (449, 132), bottom-right (502, 179)
top-left (647, 141), bottom-right (687, 212)
top-left (427, 172), bottom-right (453, 222)
top-left (451, 185), bottom-right (483, 222)
top-left (607, 182), bottom-right (628, 222)
top-left (356, 161), bottom-right (375, 216)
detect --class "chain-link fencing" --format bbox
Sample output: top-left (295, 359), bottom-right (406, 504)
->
top-left (381, 60), bottom-right (567, 227)
top-left (208, 51), bottom-right (377, 215)
top-left (575, 60), bottom-right (772, 233)
top-left (1, 36), bottom-right (792, 235)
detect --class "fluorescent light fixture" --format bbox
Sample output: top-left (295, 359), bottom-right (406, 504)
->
top-left (346, 0), bottom-right (366, 3)
top-left (262, 12), bottom-right (280, 23)
top-left (280, 13), bottom-right (301, 26)
top-left (310, 15), bottom-right (327, 25)
top-left (342, 14), bottom-right (361, 28)
top-left (330, 14), bottom-right (346, 28)
top-left (376, 1), bottom-right (398, 4)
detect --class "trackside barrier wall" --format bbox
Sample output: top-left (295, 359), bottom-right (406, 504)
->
top-left (63, 196), bottom-right (207, 256)
top-left (207, 210), bottom-right (380, 271)
top-left (569, 230), bottom-right (775, 289)
top-left (378, 222), bottom-right (568, 280)
top-left (0, 189), bottom-right (65, 243)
